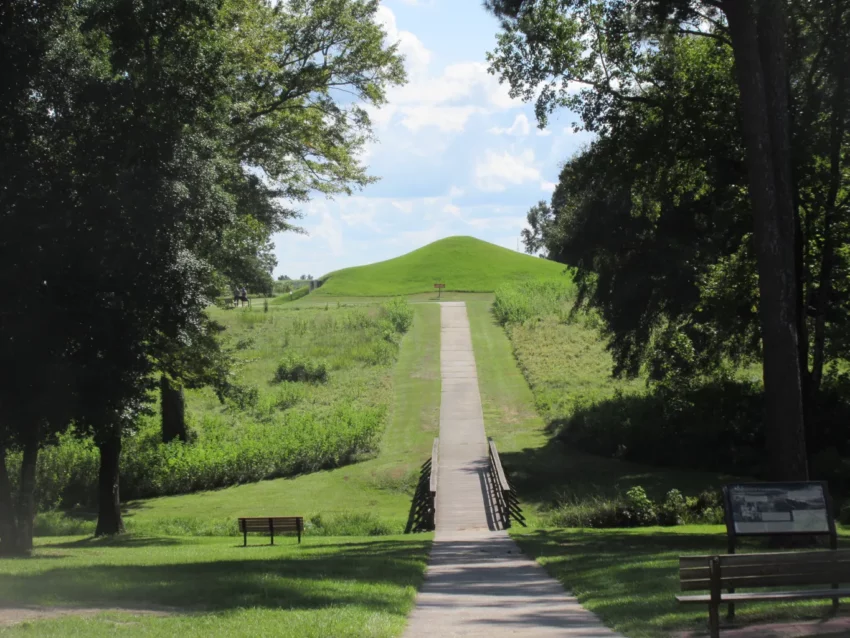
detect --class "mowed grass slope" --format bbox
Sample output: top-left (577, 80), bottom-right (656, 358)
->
top-left (117, 303), bottom-right (441, 536)
top-left (315, 236), bottom-right (569, 296)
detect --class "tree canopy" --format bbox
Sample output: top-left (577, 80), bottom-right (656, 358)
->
top-left (0, 0), bottom-right (405, 552)
top-left (489, 0), bottom-right (850, 479)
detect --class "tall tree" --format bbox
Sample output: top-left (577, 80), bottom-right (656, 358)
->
top-left (485, 0), bottom-right (828, 479)
top-left (0, 0), bottom-right (405, 547)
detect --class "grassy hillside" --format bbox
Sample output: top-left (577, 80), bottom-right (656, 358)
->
top-left (315, 236), bottom-right (569, 296)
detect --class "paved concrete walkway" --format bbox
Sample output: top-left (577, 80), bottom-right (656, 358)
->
top-left (404, 302), bottom-right (621, 637)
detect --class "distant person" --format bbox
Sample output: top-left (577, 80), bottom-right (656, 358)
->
top-left (240, 286), bottom-right (248, 306)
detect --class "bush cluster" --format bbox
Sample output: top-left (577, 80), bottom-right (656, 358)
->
top-left (381, 297), bottom-right (415, 334)
top-left (15, 405), bottom-right (386, 509)
top-left (492, 280), bottom-right (574, 325)
top-left (544, 486), bottom-right (725, 528)
top-left (273, 353), bottom-right (329, 383)
top-left (9, 300), bottom-right (420, 515)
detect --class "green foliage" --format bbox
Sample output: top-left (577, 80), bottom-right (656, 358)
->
top-left (306, 512), bottom-right (398, 536)
top-left (270, 285), bottom-right (311, 304)
top-left (492, 280), bottom-right (575, 325)
top-left (543, 486), bottom-right (724, 528)
top-left (1, 0), bottom-right (407, 544)
top-left (381, 298), bottom-right (415, 333)
top-left (12, 303), bottom-right (418, 512)
top-left (317, 236), bottom-right (569, 296)
top-left (274, 354), bottom-right (329, 384)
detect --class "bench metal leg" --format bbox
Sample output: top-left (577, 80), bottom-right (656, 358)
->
top-left (243, 529), bottom-right (247, 547)
top-left (709, 557), bottom-right (721, 638)
top-left (709, 603), bottom-right (720, 638)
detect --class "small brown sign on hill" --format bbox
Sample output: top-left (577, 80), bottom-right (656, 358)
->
top-left (434, 283), bottom-right (445, 299)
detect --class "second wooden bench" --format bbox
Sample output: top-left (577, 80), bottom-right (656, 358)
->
top-left (677, 549), bottom-right (850, 637)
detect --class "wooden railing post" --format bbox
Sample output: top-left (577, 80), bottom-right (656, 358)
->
top-left (429, 438), bottom-right (439, 531)
top-left (488, 438), bottom-right (525, 529)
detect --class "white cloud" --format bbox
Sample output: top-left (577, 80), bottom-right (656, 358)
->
top-left (448, 186), bottom-right (464, 198)
top-left (536, 128), bottom-right (552, 136)
top-left (400, 105), bottom-right (484, 132)
top-left (379, 60), bottom-right (523, 133)
top-left (474, 149), bottom-right (541, 192)
top-left (340, 209), bottom-right (382, 233)
top-left (489, 114), bottom-right (530, 136)
top-left (540, 181), bottom-right (557, 192)
top-left (443, 204), bottom-right (461, 216)
top-left (392, 200), bottom-right (414, 214)
top-left (391, 62), bottom-right (519, 110)
top-left (312, 211), bottom-right (344, 256)
top-left (376, 6), bottom-right (431, 78)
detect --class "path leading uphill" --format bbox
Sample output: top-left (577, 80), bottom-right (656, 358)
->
top-left (403, 302), bottom-right (621, 637)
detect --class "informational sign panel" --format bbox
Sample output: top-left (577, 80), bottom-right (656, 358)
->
top-left (433, 283), bottom-right (445, 289)
top-left (724, 482), bottom-right (831, 535)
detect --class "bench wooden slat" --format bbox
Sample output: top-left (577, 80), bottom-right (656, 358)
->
top-left (682, 569), bottom-right (850, 590)
top-left (238, 516), bottom-right (303, 546)
top-left (677, 588), bottom-right (850, 604)
top-left (681, 549), bottom-right (850, 569)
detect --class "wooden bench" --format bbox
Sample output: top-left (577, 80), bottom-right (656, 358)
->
top-left (238, 517), bottom-right (303, 546)
top-left (677, 549), bottom-right (850, 637)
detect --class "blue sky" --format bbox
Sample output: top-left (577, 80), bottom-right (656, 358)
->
top-left (271, 0), bottom-right (594, 279)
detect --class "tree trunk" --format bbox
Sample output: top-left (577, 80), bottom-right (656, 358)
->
top-left (723, 0), bottom-right (808, 480)
top-left (810, 4), bottom-right (849, 400)
top-left (0, 445), bottom-right (17, 555)
top-left (14, 436), bottom-right (39, 552)
top-left (95, 432), bottom-right (125, 536)
top-left (160, 374), bottom-right (187, 443)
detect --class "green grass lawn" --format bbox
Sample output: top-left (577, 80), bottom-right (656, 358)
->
top-left (115, 302), bottom-right (441, 536)
top-left (465, 301), bottom-right (734, 526)
top-left (512, 527), bottom-right (850, 638)
top-left (315, 236), bottom-right (568, 296)
top-left (0, 533), bottom-right (431, 637)
top-left (291, 291), bottom-right (496, 307)
top-left (466, 297), bottom-right (850, 636)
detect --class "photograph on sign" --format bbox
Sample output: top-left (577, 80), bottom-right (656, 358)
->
top-left (727, 483), bottom-right (830, 534)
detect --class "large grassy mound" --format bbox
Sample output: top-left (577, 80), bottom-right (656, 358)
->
top-left (315, 236), bottom-right (569, 296)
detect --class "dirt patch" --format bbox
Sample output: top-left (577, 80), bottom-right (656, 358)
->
top-left (674, 615), bottom-right (850, 638)
top-left (0, 605), bottom-right (178, 627)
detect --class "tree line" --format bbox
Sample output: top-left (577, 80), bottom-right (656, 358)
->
top-left (0, 0), bottom-right (404, 554)
top-left (487, 0), bottom-right (849, 480)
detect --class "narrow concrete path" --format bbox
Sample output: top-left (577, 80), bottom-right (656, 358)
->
top-left (404, 302), bottom-right (621, 637)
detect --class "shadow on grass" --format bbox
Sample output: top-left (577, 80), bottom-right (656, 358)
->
top-left (1, 538), bottom-right (431, 615)
top-left (41, 535), bottom-right (186, 549)
top-left (500, 438), bottom-right (737, 515)
top-left (514, 529), bottom-right (848, 636)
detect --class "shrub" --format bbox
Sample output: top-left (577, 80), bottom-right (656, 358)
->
top-left (543, 485), bottom-right (725, 529)
top-left (381, 298), bottom-right (414, 334)
top-left (616, 486), bottom-right (657, 527)
top-left (273, 354), bottom-right (328, 384)
top-left (492, 280), bottom-right (574, 325)
top-left (219, 382), bottom-right (260, 410)
top-left (306, 512), bottom-right (399, 536)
